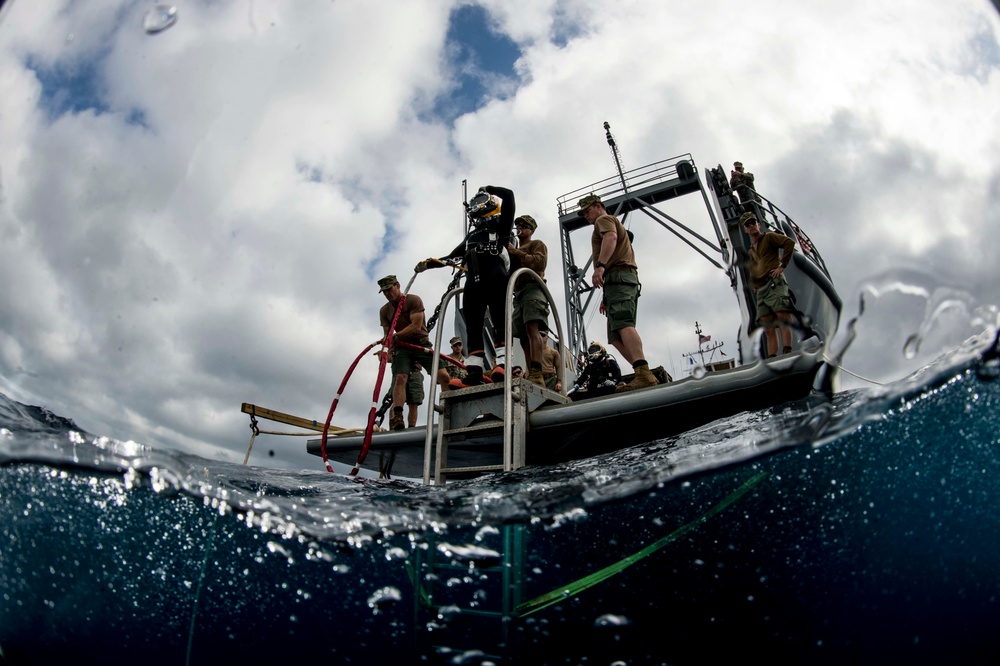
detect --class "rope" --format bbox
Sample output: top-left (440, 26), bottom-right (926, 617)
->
top-left (186, 512), bottom-right (218, 665)
top-left (822, 355), bottom-right (886, 386)
top-left (515, 471), bottom-right (768, 617)
top-left (252, 427), bottom-right (372, 437)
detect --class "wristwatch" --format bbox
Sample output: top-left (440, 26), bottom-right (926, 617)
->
top-left (595, 261), bottom-right (607, 270)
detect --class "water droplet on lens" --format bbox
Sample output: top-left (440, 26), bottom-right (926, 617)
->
top-left (692, 366), bottom-right (707, 379)
top-left (143, 5), bottom-right (178, 34)
top-left (65, 33), bottom-right (75, 45)
top-left (976, 357), bottom-right (999, 382)
top-left (903, 334), bottom-right (920, 360)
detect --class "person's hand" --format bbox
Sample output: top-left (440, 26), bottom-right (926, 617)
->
top-left (415, 257), bottom-right (442, 273)
top-left (592, 266), bottom-right (606, 288)
top-left (599, 300), bottom-right (607, 316)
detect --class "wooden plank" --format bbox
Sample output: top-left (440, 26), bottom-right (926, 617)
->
top-left (241, 403), bottom-right (364, 435)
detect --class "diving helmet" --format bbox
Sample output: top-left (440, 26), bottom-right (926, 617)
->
top-left (467, 190), bottom-right (501, 220)
top-left (587, 341), bottom-right (608, 364)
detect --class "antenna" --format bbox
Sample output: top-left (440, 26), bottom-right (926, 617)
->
top-left (461, 179), bottom-right (468, 233)
top-left (681, 321), bottom-right (726, 371)
top-left (604, 121), bottom-right (631, 199)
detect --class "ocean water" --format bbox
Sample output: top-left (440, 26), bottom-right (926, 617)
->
top-left (1, 332), bottom-right (999, 665)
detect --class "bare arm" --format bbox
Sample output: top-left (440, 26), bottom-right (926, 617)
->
top-left (591, 231), bottom-right (618, 288)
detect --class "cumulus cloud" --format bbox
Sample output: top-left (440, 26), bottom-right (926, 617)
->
top-left (0, 0), bottom-right (997, 469)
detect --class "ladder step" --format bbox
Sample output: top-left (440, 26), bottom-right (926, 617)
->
top-left (439, 464), bottom-right (506, 475)
top-left (443, 420), bottom-right (503, 436)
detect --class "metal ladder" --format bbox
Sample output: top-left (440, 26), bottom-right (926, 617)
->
top-left (409, 523), bottom-right (527, 660)
top-left (422, 268), bottom-right (570, 485)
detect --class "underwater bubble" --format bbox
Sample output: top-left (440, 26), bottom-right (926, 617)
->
top-left (143, 5), bottom-right (178, 34)
top-left (594, 613), bottom-right (632, 627)
top-left (385, 546), bottom-right (408, 561)
top-left (436, 543), bottom-right (501, 567)
top-left (366, 585), bottom-right (402, 613)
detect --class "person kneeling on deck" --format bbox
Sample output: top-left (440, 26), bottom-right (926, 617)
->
top-left (569, 342), bottom-right (622, 400)
top-left (378, 275), bottom-right (450, 431)
top-left (578, 194), bottom-right (659, 392)
top-left (443, 336), bottom-right (469, 390)
top-left (507, 214), bottom-right (550, 388)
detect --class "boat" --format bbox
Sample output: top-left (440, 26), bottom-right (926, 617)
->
top-left (248, 127), bottom-right (842, 482)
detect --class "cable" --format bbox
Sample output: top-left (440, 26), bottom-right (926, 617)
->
top-left (515, 470), bottom-right (767, 617)
top-left (822, 355), bottom-right (886, 386)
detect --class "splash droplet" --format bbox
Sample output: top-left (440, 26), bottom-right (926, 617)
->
top-left (903, 334), bottom-right (921, 360)
top-left (143, 5), bottom-right (178, 34)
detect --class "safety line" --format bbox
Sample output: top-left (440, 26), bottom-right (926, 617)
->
top-left (822, 355), bottom-right (886, 386)
top-left (515, 470), bottom-right (768, 617)
top-left (186, 511), bottom-right (219, 665)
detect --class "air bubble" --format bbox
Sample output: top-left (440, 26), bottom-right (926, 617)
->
top-left (903, 334), bottom-right (921, 360)
top-left (143, 5), bottom-right (178, 34)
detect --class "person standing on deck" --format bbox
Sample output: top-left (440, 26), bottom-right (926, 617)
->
top-left (539, 331), bottom-right (562, 392)
top-left (742, 212), bottom-right (796, 357)
top-left (578, 194), bottom-right (659, 392)
top-left (507, 214), bottom-right (549, 388)
top-left (730, 161), bottom-right (761, 209)
top-left (377, 275), bottom-right (450, 431)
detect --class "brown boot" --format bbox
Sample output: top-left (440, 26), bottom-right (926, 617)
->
top-left (389, 411), bottom-right (405, 431)
top-left (615, 364), bottom-right (659, 393)
top-left (526, 368), bottom-right (546, 388)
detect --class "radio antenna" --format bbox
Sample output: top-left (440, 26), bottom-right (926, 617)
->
top-left (604, 121), bottom-right (631, 199)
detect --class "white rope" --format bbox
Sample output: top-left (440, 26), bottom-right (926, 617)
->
top-left (823, 355), bottom-right (886, 386)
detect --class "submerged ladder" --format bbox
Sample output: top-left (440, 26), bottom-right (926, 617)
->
top-left (422, 268), bottom-right (570, 485)
top-left (410, 523), bottom-right (527, 659)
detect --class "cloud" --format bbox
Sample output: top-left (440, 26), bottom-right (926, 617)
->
top-left (0, 0), bottom-right (998, 469)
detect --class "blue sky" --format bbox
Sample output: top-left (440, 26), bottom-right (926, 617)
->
top-left (435, 4), bottom-right (521, 122)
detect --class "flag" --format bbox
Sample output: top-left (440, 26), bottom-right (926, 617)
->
top-left (699, 334), bottom-right (711, 344)
top-left (688, 357), bottom-right (694, 365)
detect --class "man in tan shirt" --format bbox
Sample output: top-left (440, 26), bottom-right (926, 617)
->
top-left (578, 194), bottom-right (658, 392)
top-left (507, 214), bottom-right (549, 388)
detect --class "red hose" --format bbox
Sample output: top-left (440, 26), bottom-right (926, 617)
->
top-left (321, 295), bottom-right (406, 474)
top-left (319, 340), bottom-right (378, 472)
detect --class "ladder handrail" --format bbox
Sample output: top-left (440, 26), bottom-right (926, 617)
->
top-left (422, 269), bottom-right (566, 484)
top-left (423, 285), bottom-right (464, 485)
top-left (502, 268), bottom-right (567, 469)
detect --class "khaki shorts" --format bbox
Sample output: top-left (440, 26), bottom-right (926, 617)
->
top-left (390, 343), bottom-right (434, 377)
top-left (755, 278), bottom-right (793, 320)
top-left (512, 282), bottom-right (550, 339)
top-left (604, 270), bottom-right (640, 344)
top-left (405, 370), bottom-right (424, 404)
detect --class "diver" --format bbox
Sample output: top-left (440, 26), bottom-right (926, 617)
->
top-left (418, 185), bottom-right (516, 385)
top-left (568, 342), bottom-right (622, 401)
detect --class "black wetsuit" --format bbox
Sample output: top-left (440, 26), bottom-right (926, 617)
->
top-left (442, 185), bottom-right (516, 361)
top-left (570, 357), bottom-right (622, 401)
